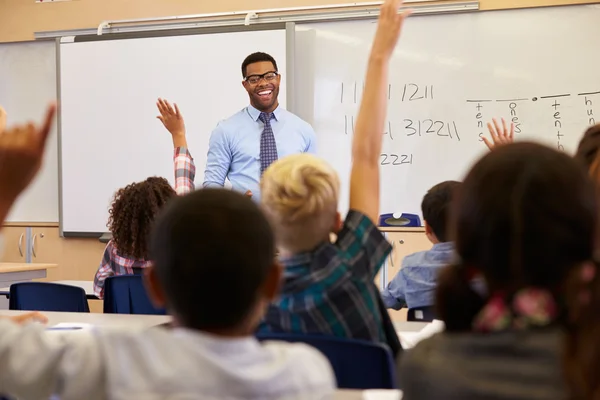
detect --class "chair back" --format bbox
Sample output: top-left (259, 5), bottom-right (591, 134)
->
top-left (256, 333), bottom-right (396, 389)
top-left (103, 275), bottom-right (165, 315)
top-left (407, 306), bottom-right (436, 322)
top-left (9, 282), bottom-right (89, 312)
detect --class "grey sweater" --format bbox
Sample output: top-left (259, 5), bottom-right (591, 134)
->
top-left (398, 328), bottom-right (566, 400)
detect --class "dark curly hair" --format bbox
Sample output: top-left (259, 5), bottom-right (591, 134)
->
top-left (108, 177), bottom-right (176, 260)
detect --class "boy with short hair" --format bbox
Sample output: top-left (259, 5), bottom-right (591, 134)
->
top-left (258, 0), bottom-right (410, 346)
top-left (381, 181), bottom-right (459, 310)
top-left (0, 107), bottom-right (334, 399)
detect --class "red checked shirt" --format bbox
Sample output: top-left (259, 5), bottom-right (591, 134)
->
top-left (93, 147), bottom-right (195, 299)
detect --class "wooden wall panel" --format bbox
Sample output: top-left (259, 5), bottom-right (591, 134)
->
top-left (0, 0), bottom-right (598, 42)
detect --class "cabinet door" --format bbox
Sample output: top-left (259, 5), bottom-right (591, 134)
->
top-left (384, 231), bottom-right (431, 285)
top-left (30, 227), bottom-right (63, 280)
top-left (0, 226), bottom-right (27, 263)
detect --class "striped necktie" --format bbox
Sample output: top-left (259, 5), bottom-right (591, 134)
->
top-left (259, 112), bottom-right (278, 175)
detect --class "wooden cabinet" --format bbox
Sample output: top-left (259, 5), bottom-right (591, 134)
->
top-left (30, 226), bottom-right (64, 281)
top-left (0, 226), bottom-right (27, 263)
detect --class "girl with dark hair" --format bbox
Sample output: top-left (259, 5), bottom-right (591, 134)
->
top-left (93, 99), bottom-right (196, 298)
top-left (398, 142), bottom-right (597, 400)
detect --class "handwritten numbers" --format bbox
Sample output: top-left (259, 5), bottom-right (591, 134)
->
top-left (401, 84), bottom-right (434, 102)
top-left (380, 153), bottom-right (413, 166)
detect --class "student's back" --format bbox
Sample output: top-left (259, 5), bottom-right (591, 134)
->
top-left (258, 0), bottom-right (410, 350)
top-left (0, 323), bottom-right (331, 400)
top-left (399, 143), bottom-right (597, 400)
top-left (0, 162), bottom-right (334, 399)
top-left (382, 181), bottom-right (459, 310)
top-left (401, 328), bottom-right (564, 400)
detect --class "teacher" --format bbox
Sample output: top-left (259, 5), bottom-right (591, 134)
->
top-left (203, 52), bottom-right (316, 200)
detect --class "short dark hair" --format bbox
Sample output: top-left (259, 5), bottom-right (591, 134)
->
top-left (421, 181), bottom-right (461, 242)
top-left (241, 52), bottom-right (278, 78)
top-left (149, 188), bottom-right (276, 331)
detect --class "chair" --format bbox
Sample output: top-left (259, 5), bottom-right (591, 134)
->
top-left (103, 275), bottom-right (165, 315)
top-left (9, 282), bottom-right (89, 312)
top-left (407, 306), bottom-right (436, 322)
top-left (256, 333), bottom-right (396, 389)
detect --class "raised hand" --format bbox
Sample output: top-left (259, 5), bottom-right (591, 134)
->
top-left (0, 104), bottom-right (55, 216)
top-left (156, 98), bottom-right (187, 148)
top-left (371, 0), bottom-right (411, 60)
top-left (483, 118), bottom-right (514, 150)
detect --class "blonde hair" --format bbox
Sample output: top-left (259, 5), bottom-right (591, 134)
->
top-left (261, 153), bottom-right (340, 253)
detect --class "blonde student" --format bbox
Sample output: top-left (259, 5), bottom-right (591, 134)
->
top-left (93, 99), bottom-right (195, 298)
top-left (259, 0), bottom-right (410, 347)
top-left (0, 106), bottom-right (335, 400)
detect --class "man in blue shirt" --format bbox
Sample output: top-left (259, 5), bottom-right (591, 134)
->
top-left (156, 53), bottom-right (316, 201)
top-left (381, 181), bottom-right (460, 311)
top-left (203, 52), bottom-right (316, 200)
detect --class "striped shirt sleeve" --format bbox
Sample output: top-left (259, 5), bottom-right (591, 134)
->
top-left (174, 147), bottom-right (196, 195)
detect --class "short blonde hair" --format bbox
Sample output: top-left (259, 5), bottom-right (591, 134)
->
top-left (261, 154), bottom-right (340, 253)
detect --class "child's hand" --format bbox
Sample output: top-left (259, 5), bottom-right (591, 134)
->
top-left (0, 106), bottom-right (6, 133)
top-left (483, 118), bottom-right (514, 150)
top-left (371, 0), bottom-right (411, 60)
top-left (157, 98), bottom-right (187, 148)
top-left (0, 104), bottom-right (55, 208)
top-left (3, 312), bottom-right (48, 325)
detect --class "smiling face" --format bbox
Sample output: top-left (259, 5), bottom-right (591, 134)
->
top-left (242, 61), bottom-right (281, 113)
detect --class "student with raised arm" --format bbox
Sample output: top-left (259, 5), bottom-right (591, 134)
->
top-left (259, 0), bottom-right (410, 349)
top-left (0, 105), bottom-right (335, 400)
top-left (92, 99), bottom-right (196, 299)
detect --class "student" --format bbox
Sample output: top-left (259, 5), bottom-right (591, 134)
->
top-left (0, 106), bottom-right (335, 399)
top-left (398, 142), bottom-right (597, 400)
top-left (258, 0), bottom-right (410, 348)
top-left (381, 180), bottom-right (459, 312)
top-left (93, 99), bottom-right (195, 299)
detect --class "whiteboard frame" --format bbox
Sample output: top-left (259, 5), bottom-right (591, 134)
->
top-left (56, 23), bottom-right (293, 238)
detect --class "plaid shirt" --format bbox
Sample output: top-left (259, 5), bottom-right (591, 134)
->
top-left (93, 147), bottom-right (195, 299)
top-left (259, 210), bottom-right (393, 344)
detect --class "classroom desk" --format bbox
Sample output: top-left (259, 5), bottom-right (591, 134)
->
top-left (0, 263), bottom-right (58, 309)
top-left (0, 310), bottom-right (169, 329)
top-left (0, 279), bottom-right (97, 300)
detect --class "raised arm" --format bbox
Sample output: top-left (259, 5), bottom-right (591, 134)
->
top-left (349, 0), bottom-right (411, 224)
top-left (156, 98), bottom-right (196, 194)
top-left (202, 125), bottom-right (231, 188)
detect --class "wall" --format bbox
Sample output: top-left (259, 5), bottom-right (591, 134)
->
top-left (0, 0), bottom-right (598, 42)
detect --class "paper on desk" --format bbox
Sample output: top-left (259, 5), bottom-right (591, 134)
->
top-left (47, 322), bottom-right (95, 331)
top-left (398, 319), bottom-right (445, 349)
top-left (363, 389), bottom-right (402, 400)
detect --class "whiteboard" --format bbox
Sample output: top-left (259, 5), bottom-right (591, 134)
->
top-left (294, 4), bottom-right (600, 219)
top-left (59, 29), bottom-right (287, 234)
top-left (0, 41), bottom-right (58, 223)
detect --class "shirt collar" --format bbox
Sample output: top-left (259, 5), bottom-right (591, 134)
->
top-left (431, 241), bottom-right (455, 252)
top-left (247, 103), bottom-right (282, 122)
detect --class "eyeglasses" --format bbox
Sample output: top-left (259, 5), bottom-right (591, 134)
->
top-left (245, 71), bottom-right (279, 85)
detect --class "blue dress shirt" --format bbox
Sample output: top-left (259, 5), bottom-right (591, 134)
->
top-left (381, 242), bottom-right (456, 310)
top-left (202, 105), bottom-right (316, 201)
